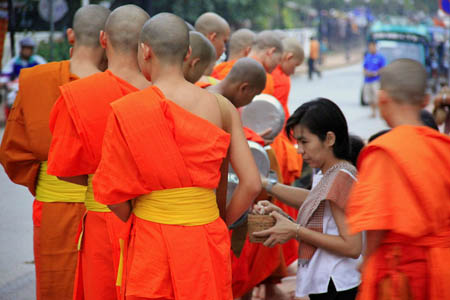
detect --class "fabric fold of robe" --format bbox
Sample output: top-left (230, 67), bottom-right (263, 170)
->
top-left (347, 125), bottom-right (450, 300)
top-left (92, 86), bottom-right (232, 300)
top-left (47, 70), bottom-right (140, 300)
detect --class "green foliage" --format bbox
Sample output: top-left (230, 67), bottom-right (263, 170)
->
top-left (36, 38), bottom-right (71, 62)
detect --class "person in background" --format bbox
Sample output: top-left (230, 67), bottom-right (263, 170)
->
top-left (308, 36), bottom-right (321, 80)
top-left (1, 37), bottom-right (46, 82)
top-left (363, 41), bottom-right (386, 118)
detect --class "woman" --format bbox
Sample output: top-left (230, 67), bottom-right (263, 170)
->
top-left (253, 98), bottom-right (362, 300)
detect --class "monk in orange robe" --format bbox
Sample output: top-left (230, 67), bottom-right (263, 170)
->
top-left (0, 6), bottom-right (110, 300)
top-left (92, 13), bottom-right (261, 300)
top-left (347, 59), bottom-right (450, 300)
top-left (212, 28), bottom-right (255, 80)
top-left (46, 6), bottom-right (150, 300)
top-left (271, 37), bottom-right (304, 120)
top-left (195, 12), bottom-right (230, 61)
top-left (183, 31), bottom-right (216, 84)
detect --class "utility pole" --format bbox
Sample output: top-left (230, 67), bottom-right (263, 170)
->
top-left (48, 0), bottom-right (54, 61)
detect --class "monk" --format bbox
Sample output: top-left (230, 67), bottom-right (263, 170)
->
top-left (248, 30), bottom-right (283, 95)
top-left (183, 31), bottom-right (216, 84)
top-left (92, 13), bottom-right (261, 300)
top-left (212, 28), bottom-right (256, 80)
top-left (46, 6), bottom-right (150, 300)
top-left (271, 37), bottom-right (304, 120)
top-left (347, 58), bottom-right (450, 300)
top-left (194, 12), bottom-right (230, 61)
top-left (0, 5), bottom-right (109, 300)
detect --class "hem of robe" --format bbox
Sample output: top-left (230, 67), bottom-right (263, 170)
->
top-left (125, 216), bottom-right (232, 300)
top-left (32, 199), bottom-right (85, 300)
top-left (74, 210), bottom-right (132, 300)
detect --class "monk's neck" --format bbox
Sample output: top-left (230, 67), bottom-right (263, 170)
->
top-left (70, 47), bottom-right (104, 78)
top-left (151, 64), bottom-right (185, 88)
top-left (385, 104), bottom-right (423, 128)
top-left (107, 54), bottom-right (147, 88)
top-left (227, 54), bottom-right (242, 61)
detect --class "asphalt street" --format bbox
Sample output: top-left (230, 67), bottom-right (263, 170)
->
top-left (0, 63), bottom-right (388, 299)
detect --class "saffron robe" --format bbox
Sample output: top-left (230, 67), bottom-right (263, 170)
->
top-left (0, 60), bottom-right (86, 300)
top-left (271, 65), bottom-right (291, 120)
top-left (212, 59), bottom-right (237, 80)
top-left (92, 86), bottom-right (232, 300)
top-left (47, 70), bottom-right (139, 300)
top-left (262, 73), bottom-right (275, 96)
top-left (347, 126), bottom-right (450, 300)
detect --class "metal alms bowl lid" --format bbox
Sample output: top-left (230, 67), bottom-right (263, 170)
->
top-left (226, 140), bottom-right (270, 205)
top-left (241, 93), bottom-right (286, 140)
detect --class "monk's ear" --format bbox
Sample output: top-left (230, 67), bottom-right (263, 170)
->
top-left (243, 46), bottom-right (252, 57)
top-left (190, 57), bottom-right (200, 68)
top-left (325, 131), bottom-right (336, 148)
top-left (378, 89), bottom-right (390, 106)
top-left (66, 28), bottom-right (75, 45)
top-left (266, 47), bottom-right (276, 57)
top-left (99, 31), bottom-right (107, 49)
top-left (184, 46), bottom-right (192, 62)
top-left (208, 32), bottom-right (217, 42)
top-left (140, 42), bottom-right (152, 60)
top-left (285, 53), bottom-right (294, 61)
top-left (421, 94), bottom-right (430, 108)
top-left (239, 82), bottom-right (250, 92)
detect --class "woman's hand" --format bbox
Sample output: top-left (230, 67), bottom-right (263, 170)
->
top-left (252, 211), bottom-right (298, 248)
top-left (253, 200), bottom-right (283, 215)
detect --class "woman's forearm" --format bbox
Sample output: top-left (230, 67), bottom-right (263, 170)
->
top-left (297, 226), bottom-right (362, 259)
top-left (266, 183), bottom-right (309, 209)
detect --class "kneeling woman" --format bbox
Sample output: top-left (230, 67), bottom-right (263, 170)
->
top-left (253, 98), bottom-right (362, 300)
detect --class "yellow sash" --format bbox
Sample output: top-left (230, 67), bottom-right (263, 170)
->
top-left (35, 161), bottom-right (87, 203)
top-left (133, 187), bottom-right (219, 226)
top-left (85, 175), bottom-right (111, 212)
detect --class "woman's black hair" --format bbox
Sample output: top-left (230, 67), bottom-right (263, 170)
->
top-left (349, 134), bottom-right (365, 167)
top-left (285, 98), bottom-right (351, 161)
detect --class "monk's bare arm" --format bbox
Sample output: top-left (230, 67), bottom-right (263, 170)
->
top-left (107, 201), bottom-right (133, 222)
top-left (297, 202), bottom-right (362, 259)
top-left (58, 175), bottom-right (88, 186)
top-left (226, 102), bottom-right (262, 225)
top-left (262, 179), bottom-right (309, 209)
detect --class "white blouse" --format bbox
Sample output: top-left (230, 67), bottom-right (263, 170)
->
top-left (295, 171), bottom-right (362, 297)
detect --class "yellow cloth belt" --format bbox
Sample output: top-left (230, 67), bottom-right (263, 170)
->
top-left (133, 187), bottom-right (219, 226)
top-left (85, 175), bottom-right (110, 212)
top-left (35, 161), bottom-right (86, 203)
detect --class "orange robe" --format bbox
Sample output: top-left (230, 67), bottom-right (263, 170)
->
top-left (347, 126), bottom-right (450, 300)
top-left (212, 59), bottom-right (237, 80)
top-left (47, 70), bottom-right (138, 300)
top-left (92, 86), bottom-right (232, 300)
top-left (0, 61), bottom-right (86, 300)
top-left (271, 65), bottom-right (291, 120)
top-left (261, 72), bottom-right (275, 95)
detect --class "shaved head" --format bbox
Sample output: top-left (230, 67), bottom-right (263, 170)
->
top-left (105, 5), bottom-right (149, 53)
top-left (73, 5), bottom-right (110, 47)
top-left (194, 12), bottom-right (230, 36)
top-left (380, 59), bottom-right (427, 105)
top-left (140, 13), bottom-right (189, 64)
top-left (226, 57), bottom-right (267, 91)
top-left (229, 28), bottom-right (255, 58)
top-left (190, 31), bottom-right (216, 69)
top-left (253, 30), bottom-right (283, 53)
top-left (282, 37), bottom-right (304, 61)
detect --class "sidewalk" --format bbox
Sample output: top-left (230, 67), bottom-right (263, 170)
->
top-left (295, 47), bottom-right (364, 75)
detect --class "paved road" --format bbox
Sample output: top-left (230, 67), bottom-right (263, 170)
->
top-left (0, 63), bottom-right (388, 299)
top-left (289, 63), bottom-right (388, 140)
